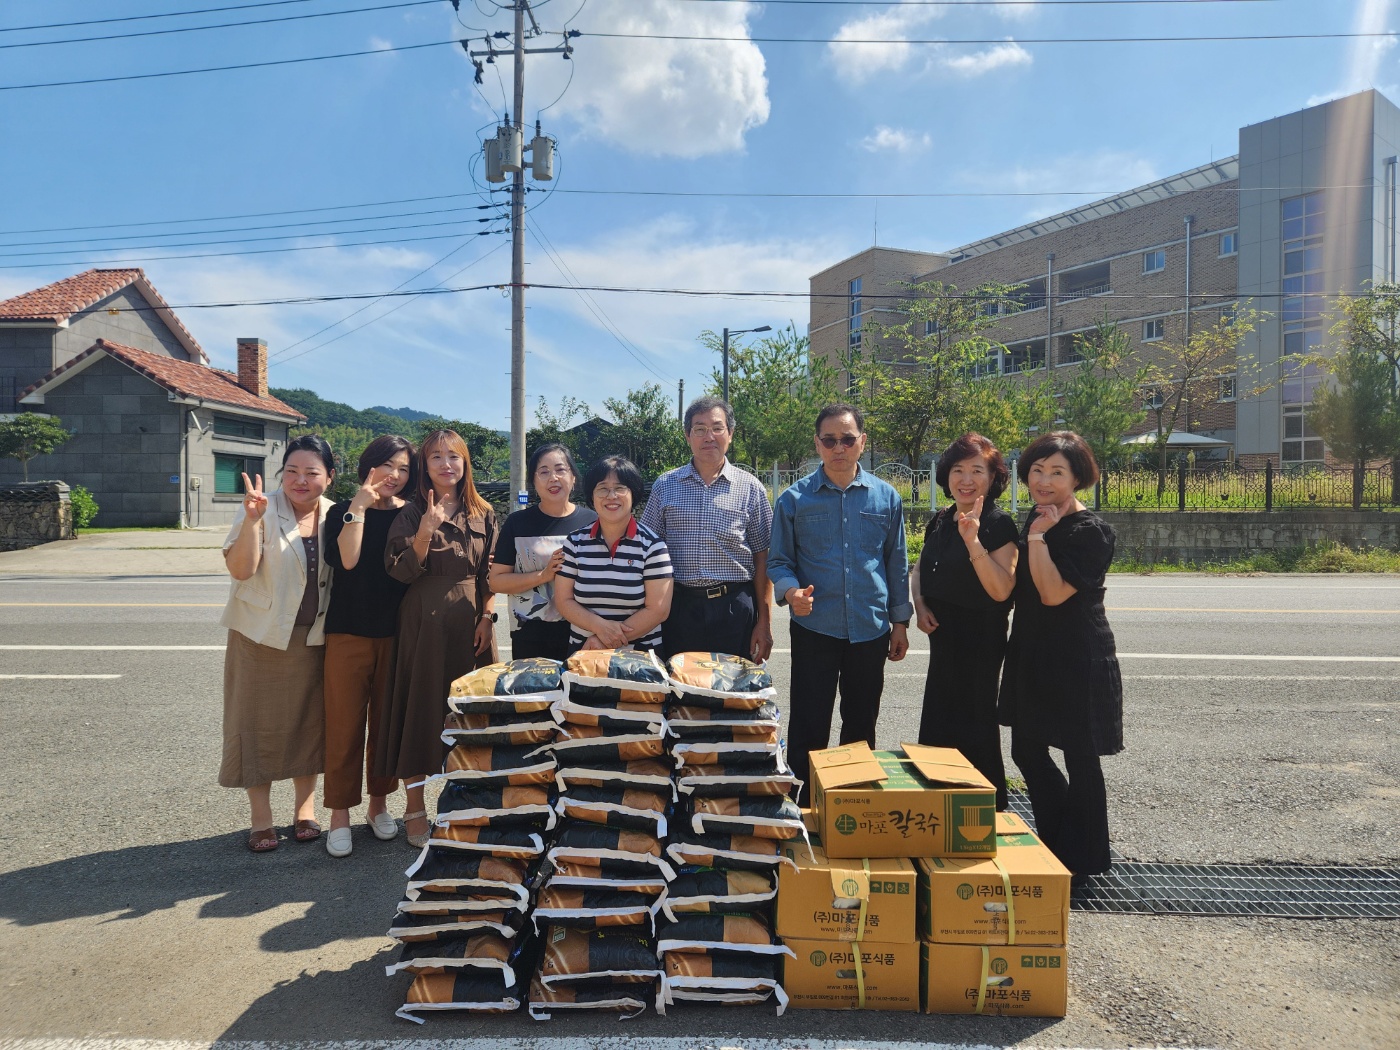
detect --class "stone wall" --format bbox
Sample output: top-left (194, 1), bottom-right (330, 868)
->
top-left (0, 481), bottom-right (73, 551)
top-left (1099, 511), bottom-right (1399, 564)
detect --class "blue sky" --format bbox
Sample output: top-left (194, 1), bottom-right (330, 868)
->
top-left (1, 0), bottom-right (1395, 429)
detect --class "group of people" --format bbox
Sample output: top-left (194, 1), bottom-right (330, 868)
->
top-left (217, 396), bottom-right (1123, 882)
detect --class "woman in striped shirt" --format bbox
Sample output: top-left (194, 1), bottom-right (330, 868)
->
top-left (553, 455), bottom-right (673, 653)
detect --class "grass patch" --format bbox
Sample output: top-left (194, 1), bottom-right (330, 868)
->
top-left (1112, 541), bottom-right (1400, 574)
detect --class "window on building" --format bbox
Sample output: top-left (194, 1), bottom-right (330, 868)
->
top-left (1143, 249), bottom-right (1166, 274)
top-left (1014, 277), bottom-right (1047, 312)
top-left (213, 414), bottom-right (265, 440)
top-left (924, 318), bottom-right (938, 337)
top-left (1005, 339), bottom-right (1046, 372)
top-left (1142, 318), bottom-right (1165, 342)
top-left (1219, 375), bottom-right (1237, 402)
top-left (1056, 333), bottom-right (1082, 365)
top-left (848, 277), bottom-right (863, 349)
top-left (214, 453), bottom-right (265, 495)
top-left (1060, 262), bottom-right (1111, 300)
top-left (1219, 232), bottom-right (1237, 256)
top-left (1280, 356), bottom-right (1326, 466)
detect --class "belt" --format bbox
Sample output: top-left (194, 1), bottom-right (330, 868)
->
top-left (676, 580), bottom-right (753, 600)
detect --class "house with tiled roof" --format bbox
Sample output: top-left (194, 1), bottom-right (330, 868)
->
top-left (1, 269), bottom-right (305, 527)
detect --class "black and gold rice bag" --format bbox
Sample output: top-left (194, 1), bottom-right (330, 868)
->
top-left (435, 782), bottom-right (557, 827)
top-left (538, 925), bottom-right (661, 984)
top-left (440, 743), bottom-right (556, 785)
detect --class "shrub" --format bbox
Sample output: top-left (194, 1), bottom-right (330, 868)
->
top-left (69, 485), bottom-right (99, 529)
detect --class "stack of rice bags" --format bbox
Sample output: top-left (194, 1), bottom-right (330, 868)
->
top-left (387, 658), bottom-right (564, 1023)
top-left (656, 652), bottom-right (802, 1016)
top-left (528, 648), bottom-right (675, 1020)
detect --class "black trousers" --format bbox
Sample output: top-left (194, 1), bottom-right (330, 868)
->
top-left (787, 620), bottom-right (890, 796)
top-left (661, 582), bottom-right (756, 660)
top-left (919, 671), bottom-right (1009, 812)
top-left (509, 619), bottom-right (572, 662)
top-left (1010, 730), bottom-right (1111, 875)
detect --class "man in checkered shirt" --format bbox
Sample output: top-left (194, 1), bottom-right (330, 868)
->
top-left (640, 396), bottom-right (775, 662)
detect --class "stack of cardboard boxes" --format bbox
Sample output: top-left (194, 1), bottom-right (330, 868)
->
top-left (777, 742), bottom-right (1071, 1017)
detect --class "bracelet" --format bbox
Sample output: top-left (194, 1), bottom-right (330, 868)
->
top-left (969, 548), bottom-right (990, 563)
top-left (1028, 534), bottom-right (1046, 543)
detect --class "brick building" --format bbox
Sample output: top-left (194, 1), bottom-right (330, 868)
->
top-left (0, 269), bottom-right (303, 527)
top-left (810, 89), bottom-right (1400, 468)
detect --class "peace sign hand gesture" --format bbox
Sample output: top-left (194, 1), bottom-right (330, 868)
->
top-left (241, 474), bottom-right (268, 523)
top-left (418, 489), bottom-right (450, 538)
top-left (956, 495), bottom-right (983, 546)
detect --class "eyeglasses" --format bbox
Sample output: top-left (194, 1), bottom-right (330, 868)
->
top-left (594, 486), bottom-right (632, 499)
top-left (534, 467), bottom-right (573, 479)
top-left (817, 435), bottom-right (860, 449)
top-left (689, 425), bottom-right (730, 438)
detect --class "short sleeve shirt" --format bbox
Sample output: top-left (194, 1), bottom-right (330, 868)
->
top-left (557, 518), bottom-right (673, 651)
top-left (493, 504), bottom-right (598, 629)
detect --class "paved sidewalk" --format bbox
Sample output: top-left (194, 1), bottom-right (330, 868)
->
top-left (0, 528), bottom-right (227, 577)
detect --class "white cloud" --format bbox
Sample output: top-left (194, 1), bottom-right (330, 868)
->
top-left (861, 125), bottom-right (931, 153)
top-left (369, 37), bottom-right (395, 52)
top-left (940, 40), bottom-right (1033, 78)
top-left (1306, 0), bottom-right (1397, 105)
top-left (827, 3), bottom-right (944, 85)
top-left (457, 0), bottom-right (769, 158)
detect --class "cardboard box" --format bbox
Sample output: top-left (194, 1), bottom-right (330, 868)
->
top-left (776, 839), bottom-right (917, 944)
top-left (915, 813), bottom-right (1071, 946)
top-left (783, 937), bottom-right (921, 1011)
top-left (921, 941), bottom-right (1067, 1017)
top-left (809, 743), bottom-right (998, 859)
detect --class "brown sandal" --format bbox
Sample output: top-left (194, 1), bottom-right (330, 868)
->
top-left (293, 819), bottom-right (322, 843)
top-left (248, 827), bottom-right (279, 852)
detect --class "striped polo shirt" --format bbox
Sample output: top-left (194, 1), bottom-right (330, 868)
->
top-left (558, 517), bottom-right (673, 652)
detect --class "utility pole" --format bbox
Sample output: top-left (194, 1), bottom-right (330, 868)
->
top-left (678, 378), bottom-right (685, 422)
top-left (468, 4), bottom-right (573, 499)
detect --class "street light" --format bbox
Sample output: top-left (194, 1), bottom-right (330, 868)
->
top-left (722, 325), bottom-right (772, 404)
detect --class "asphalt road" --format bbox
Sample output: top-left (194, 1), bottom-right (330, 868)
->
top-left (0, 573), bottom-right (1397, 1049)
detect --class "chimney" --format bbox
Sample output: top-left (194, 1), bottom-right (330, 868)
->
top-left (236, 337), bottom-right (268, 399)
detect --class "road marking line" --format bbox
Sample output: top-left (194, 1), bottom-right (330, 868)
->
top-left (1124, 674), bottom-right (1398, 682)
top-left (0, 645), bottom-right (224, 651)
top-left (0, 673), bottom-right (122, 679)
top-left (0, 602), bottom-right (222, 607)
top-left (1107, 606), bottom-right (1400, 614)
top-left (1118, 652), bottom-right (1400, 662)
top-left (0, 1040), bottom-right (1151, 1050)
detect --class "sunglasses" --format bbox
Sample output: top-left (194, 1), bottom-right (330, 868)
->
top-left (817, 435), bottom-right (860, 449)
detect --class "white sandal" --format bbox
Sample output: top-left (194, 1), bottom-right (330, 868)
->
top-left (404, 810), bottom-right (431, 848)
top-left (325, 826), bottom-right (353, 858)
top-left (368, 810), bottom-right (399, 841)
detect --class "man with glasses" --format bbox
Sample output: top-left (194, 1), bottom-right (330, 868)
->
top-left (640, 396), bottom-right (774, 662)
top-left (767, 402), bottom-right (912, 790)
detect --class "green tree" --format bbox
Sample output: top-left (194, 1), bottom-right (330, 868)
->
top-left (0, 412), bottom-right (71, 482)
top-left (702, 323), bottom-right (840, 469)
top-left (1058, 316), bottom-right (1149, 470)
top-left (1307, 345), bottom-right (1400, 510)
top-left (526, 395), bottom-right (592, 462)
top-left (414, 418), bottom-right (510, 481)
top-left (1323, 282), bottom-right (1400, 503)
top-left (599, 383), bottom-right (690, 478)
top-left (947, 374), bottom-right (1058, 461)
top-left (857, 279), bottom-right (1025, 474)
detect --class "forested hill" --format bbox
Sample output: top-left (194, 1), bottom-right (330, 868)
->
top-left (370, 404), bottom-right (435, 422)
top-left (271, 388), bottom-right (417, 435)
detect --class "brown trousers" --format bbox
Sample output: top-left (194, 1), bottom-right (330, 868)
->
top-left (323, 633), bottom-right (399, 808)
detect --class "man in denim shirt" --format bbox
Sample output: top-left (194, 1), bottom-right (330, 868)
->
top-left (768, 403), bottom-right (912, 790)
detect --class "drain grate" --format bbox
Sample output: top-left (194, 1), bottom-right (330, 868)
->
top-left (1005, 793), bottom-right (1400, 919)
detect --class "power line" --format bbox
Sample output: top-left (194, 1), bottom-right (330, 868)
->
top-left (4, 28), bottom-right (1396, 92)
top-left (0, 0), bottom-right (441, 52)
top-left (0, 0), bottom-right (326, 34)
top-left (667, 0), bottom-right (1281, 5)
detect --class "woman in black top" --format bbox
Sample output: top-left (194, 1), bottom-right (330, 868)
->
top-left (320, 435), bottom-right (415, 858)
top-left (912, 433), bottom-right (1019, 809)
top-left (999, 431), bottom-right (1123, 881)
top-left (487, 443), bottom-right (597, 661)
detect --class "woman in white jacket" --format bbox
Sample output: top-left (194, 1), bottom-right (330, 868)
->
top-left (220, 435), bottom-right (336, 852)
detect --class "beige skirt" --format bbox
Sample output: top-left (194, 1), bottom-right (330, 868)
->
top-left (220, 626), bottom-right (326, 788)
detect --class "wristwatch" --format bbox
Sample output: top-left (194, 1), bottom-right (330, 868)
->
top-left (484, 611), bottom-right (499, 623)
top-left (343, 511), bottom-right (365, 524)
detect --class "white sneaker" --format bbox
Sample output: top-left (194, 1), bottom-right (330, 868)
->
top-left (325, 826), bottom-right (353, 857)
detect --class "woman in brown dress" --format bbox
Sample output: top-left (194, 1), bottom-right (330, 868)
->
top-left (376, 429), bottom-right (497, 847)
top-left (220, 434), bottom-right (336, 852)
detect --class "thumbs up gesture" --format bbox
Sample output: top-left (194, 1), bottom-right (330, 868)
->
top-left (786, 584), bottom-right (815, 617)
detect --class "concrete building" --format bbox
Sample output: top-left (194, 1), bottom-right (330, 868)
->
top-left (0, 269), bottom-right (303, 527)
top-left (810, 90), bottom-right (1400, 468)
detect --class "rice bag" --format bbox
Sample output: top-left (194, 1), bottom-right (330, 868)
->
top-left (687, 795), bottom-right (806, 840)
top-left (395, 967), bottom-right (525, 1022)
top-left (543, 857), bottom-right (670, 895)
top-left (676, 761), bottom-right (801, 798)
top-left (553, 697), bottom-right (667, 731)
top-left (548, 822), bottom-right (676, 880)
top-left (671, 741), bottom-right (785, 769)
top-left (532, 886), bottom-right (656, 932)
top-left (665, 830), bottom-right (794, 872)
top-left (450, 658), bottom-right (563, 698)
top-left (666, 723), bottom-right (781, 745)
top-left (556, 757), bottom-right (675, 795)
top-left (386, 907), bottom-right (524, 943)
top-left (657, 868), bottom-right (776, 921)
top-left (403, 852), bottom-right (533, 904)
top-left (434, 782), bottom-right (558, 829)
top-left (537, 925), bottom-right (662, 985)
top-left (566, 648), bottom-right (669, 686)
top-left (441, 710), bottom-right (556, 748)
top-left (384, 931), bottom-right (520, 980)
top-left (654, 912), bottom-right (792, 956)
top-left (435, 743), bottom-right (556, 786)
top-left (527, 973), bottom-right (650, 1020)
top-left (665, 702), bottom-right (781, 728)
top-left (556, 784), bottom-right (669, 837)
top-left (551, 723), bottom-right (666, 763)
top-left (424, 823), bottom-right (545, 858)
top-left (656, 951), bottom-right (787, 1016)
top-left (666, 652), bottom-right (774, 693)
